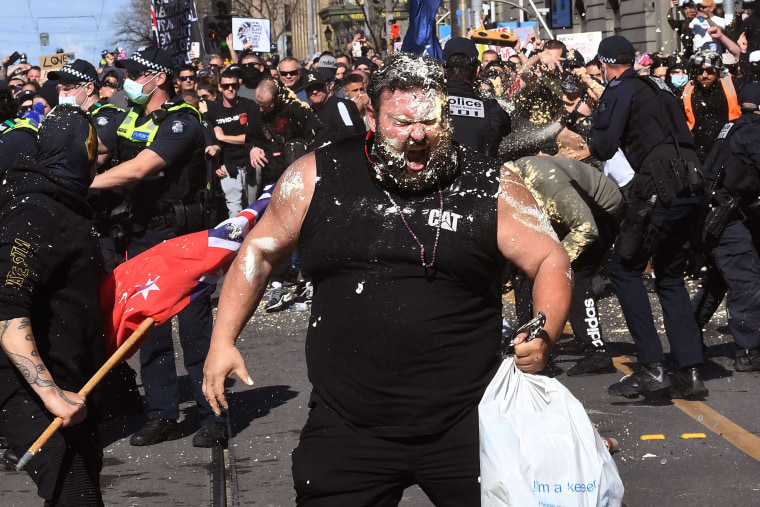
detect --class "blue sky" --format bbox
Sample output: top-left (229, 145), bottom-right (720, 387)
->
top-left (2, 0), bottom-right (132, 68)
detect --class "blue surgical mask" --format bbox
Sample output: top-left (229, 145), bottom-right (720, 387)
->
top-left (123, 75), bottom-right (158, 105)
top-left (58, 86), bottom-right (87, 108)
top-left (671, 75), bottom-right (689, 88)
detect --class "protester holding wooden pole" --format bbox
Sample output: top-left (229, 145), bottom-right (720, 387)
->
top-left (0, 105), bottom-right (106, 506)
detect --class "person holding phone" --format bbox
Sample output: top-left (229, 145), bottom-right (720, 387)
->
top-left (689, 0), bottom-right (725, 53)
top-left (346, 29), bottom-right (375, 58)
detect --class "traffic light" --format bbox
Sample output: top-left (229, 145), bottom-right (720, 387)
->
top-left (204, 15), bottom-right (232, 56)
top-left (212, 0), bottom-right (231, 16)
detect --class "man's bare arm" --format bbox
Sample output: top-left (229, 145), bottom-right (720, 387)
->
top-left (0, 318), bottom-right (87, 426)
top-left (202, 153), bottom-right (317, 415)
top-left (496, 164), bottom-right (573, 372)
top-left (90, 149), bottom-right (168, 189)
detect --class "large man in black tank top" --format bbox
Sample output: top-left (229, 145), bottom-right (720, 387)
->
top-left (203, 53), bottom-right (572, 506)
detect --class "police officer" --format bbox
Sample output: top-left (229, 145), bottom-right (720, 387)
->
top-left (50, 59), bottom-right (123, 130)
top-left (443, 37), bottom-right (510, 158)
top-left (0, 94), bottom-right (38, 178)
top-left (588, 35), bottom-right (708, 399)
top-left (91, 46), bottom-right (227, 448)
top-left (699, 82), bottom-right (760, 372)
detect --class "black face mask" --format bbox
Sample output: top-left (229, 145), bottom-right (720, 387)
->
top-left (241, 66), bottom-right (263, 88)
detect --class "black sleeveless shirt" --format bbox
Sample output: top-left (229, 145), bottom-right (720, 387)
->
top-left (298, 134), bottom-right (505, 437)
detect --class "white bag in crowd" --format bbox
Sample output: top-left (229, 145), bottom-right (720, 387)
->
top-left (479, 356), bottom-right (625, 507)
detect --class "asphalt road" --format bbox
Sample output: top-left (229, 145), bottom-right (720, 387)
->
top-left (2, 277), bottom-right (759, 506)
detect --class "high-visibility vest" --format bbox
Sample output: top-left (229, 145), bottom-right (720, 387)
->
top-left (683, 76), bottom-right (741, 130)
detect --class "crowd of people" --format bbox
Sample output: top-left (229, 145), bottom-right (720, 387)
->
top-left (1, 4), bottom-right (760, 503)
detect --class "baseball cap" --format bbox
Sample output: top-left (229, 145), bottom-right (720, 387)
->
top-left (696, 0), bottom-right (715, 8)
top-left (316, 66), bottom-right (335, 81)
top-left (303, 71), bottom-right (326, 91)
top-left (311, 52), bottom-right (323, 63)
top-left (597, 35), bottom-right (635, 64)
top-left (16, 90), bottom-right (35, 105)
top-left (738, 81), bottom-right (760, 110)
top-left (116, 46), bottom-right (174, 75)
top-left (442, 37), bottom-right (479, 64)
top-left (318, 54), bottom-right (337, 69)
top-left (48, 59), bottom-right (99, 83)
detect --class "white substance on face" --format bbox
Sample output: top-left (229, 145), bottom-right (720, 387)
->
top-left (356, 281), bottom-right (364, 294)
top-left (566, 267), bottom-right (574, 281)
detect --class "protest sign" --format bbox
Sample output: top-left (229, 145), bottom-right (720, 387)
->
top-left (231, 17), bottom-right (271, 53)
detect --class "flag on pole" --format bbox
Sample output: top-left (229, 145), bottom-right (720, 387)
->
top-left (401, 0), bottom-right (444, 59)
top-left (100, 186), bottom-right (274, 358)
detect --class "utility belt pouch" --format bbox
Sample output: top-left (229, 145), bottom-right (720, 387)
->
top-left (644, 160), bottom-right (675, 207)
top-left (172, 201), bottom-right (206, 234)
top-left (618, 196), bottom-right (659, 267)
top-left (683, 161), bottom-right (705, 197)
top-left (703, 194), bottom-right (739, 248)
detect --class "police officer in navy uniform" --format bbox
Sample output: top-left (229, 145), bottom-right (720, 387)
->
top-left (0, 94), bottom-right (39, 178)
top-left (443, 37), bottom-right (510, 158)
top-left (699, 82), bottom-right (760, 372)
top-left (91, 46), bottom-right (227, 448)
top-left (588, 36), bottom-right (708, 399)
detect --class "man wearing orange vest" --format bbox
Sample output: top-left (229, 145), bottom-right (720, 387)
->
top-left (681, 50), bottom-right (741, 161)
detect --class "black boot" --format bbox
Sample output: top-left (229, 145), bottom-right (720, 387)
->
top-left (192, 422), bottom-right (229, 448)
top-left (130, 418), bottom-right (181, 446)
top-left (566, 348), bottom-right (616, 377)
top-left (608, 361), bottom-right (670, 397)
top-left (670, 366), bottom-right (708, 399)
top-left (735, 348), bottom-right (760, 372)
top-left (3, 448), bottom-right (19, 471)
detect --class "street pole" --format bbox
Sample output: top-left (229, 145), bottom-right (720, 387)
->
top-left (450, 0), bottom-right (468, 37)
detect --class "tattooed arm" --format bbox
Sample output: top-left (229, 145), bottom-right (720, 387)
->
top-left (0, 317), bottom-right (87, 427)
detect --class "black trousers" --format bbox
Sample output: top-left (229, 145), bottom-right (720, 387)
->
top-left (0, 387), bottom-right (103, 506)
top-left (292, 404), bottom-right (480, 506)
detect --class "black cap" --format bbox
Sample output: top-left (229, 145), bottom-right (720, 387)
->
top-left (353, 56), bottom-right (374, 70)
top-left (37, 80), bottom-right (59, 108)
top-left (739, 82), bottom-right (760, 110)
top-left (316, 66), bottom-right (335, 81)
top-left (116, 46), bottom-right (174, 75)
top-left (16, 90), bottom-right (35, 104)
top-left (48, 59), bottom-right (99, 83)
top-left (443, 37), bottom-right (479, 64)
top-left (597, 36), bottom-right (635, 64)
top-left (303, 71), bottom-right (326, 91)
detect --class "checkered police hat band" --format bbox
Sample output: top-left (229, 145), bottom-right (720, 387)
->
top-left (130, 53), bottom-right (172, 74)
top-left (58, 64), bottom-right (97, 83)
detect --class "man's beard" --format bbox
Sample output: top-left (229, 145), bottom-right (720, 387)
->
top-left (374, 124), bottom-right (457, 193)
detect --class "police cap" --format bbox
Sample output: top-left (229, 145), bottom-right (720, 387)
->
top-left (597, 36), bottom-right (635, 65)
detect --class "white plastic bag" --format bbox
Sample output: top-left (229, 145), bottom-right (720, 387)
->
top-left (479, 357), bottom-right (625, 507)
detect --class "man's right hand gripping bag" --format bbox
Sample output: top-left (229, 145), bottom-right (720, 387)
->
top-left (479, 356), bottom-right (624, 506)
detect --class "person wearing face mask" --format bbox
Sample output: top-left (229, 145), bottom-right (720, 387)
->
top-left (236, 52), bottom-right (267, 101)
top-left (50, 60), bottom-right (124, 131)
top-left (588, 35), bottom-right (709, 400)
top-left (91, 46), bottom-right (228, 449)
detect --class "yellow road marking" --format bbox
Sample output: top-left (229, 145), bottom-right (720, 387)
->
top-left (640, 434), bottom-right (665, 440)
top-left (613, 356), bottom-right (760, 462)
top-left (681, 433), bottom-right (707, 439)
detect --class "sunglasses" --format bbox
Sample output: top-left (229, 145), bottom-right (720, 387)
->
top-left (126, 69), bottom-right (159, 81)
top-left (280, 70), bottom-right (300, 77)
top-left (179, 75), bottom-right (196, 82)
top-left (102, 81), bottom-right (119, 88)
top-left (209, 64), bottom-right (220, 69)
top-left (220, 82), bottom-right (240, 90)
top-left (700, 67), bottom-right (717, 75)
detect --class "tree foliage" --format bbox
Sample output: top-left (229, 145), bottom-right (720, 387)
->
top-left (112, 0), bottom-right (154, 52)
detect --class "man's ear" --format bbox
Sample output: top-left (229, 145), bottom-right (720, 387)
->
top-left (366, 104), bottom-right (377, 131)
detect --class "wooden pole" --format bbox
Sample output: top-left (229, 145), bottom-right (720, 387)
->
top-left (16, 317), bottom-right (155, 471)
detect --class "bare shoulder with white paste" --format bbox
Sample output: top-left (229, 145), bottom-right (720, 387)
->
top-left (249, 152), bottom-right (317, 255)
top-left (496, 161), bottom-right (562, 277)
